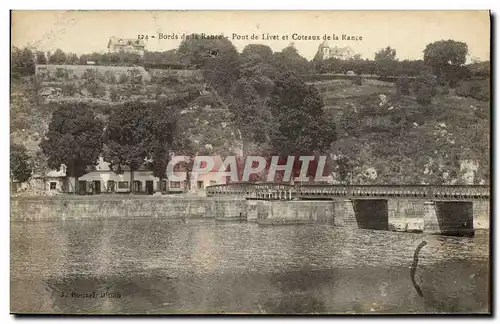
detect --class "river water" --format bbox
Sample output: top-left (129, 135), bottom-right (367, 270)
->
top-left (10, 219), bottom-right (490, 314)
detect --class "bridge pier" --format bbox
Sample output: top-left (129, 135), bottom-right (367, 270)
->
top-left (423, 201), bottom-right (440, 234)
top-left (473, 200), bottom-right (490, 230)
top-left (333, 199), bottom-right (357, 227)
top-left (247, 200), bottom-right (265, 222)
top-left (255, 200), bottom-right (335, 225)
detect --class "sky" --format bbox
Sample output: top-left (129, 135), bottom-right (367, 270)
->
top-left (11, 10), bottom-right (491, 62)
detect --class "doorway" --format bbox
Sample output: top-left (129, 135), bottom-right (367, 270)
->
top-left (93, 181), bottom-right (101, 194)
top-left (134, 181), bottom-right (142, 193)
top-left (78, 180), bottom-right (87, 195)
top-left (146, 180), bottom-right (154, 195)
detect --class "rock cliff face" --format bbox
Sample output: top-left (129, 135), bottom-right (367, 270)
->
top-left (320, 79), bottom-right (489, 185)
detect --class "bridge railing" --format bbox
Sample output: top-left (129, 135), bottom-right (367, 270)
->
top-left (206, 182), bottom-right (295, 200)
top-left (205, 182), bottom-right (257, 197)
top-left (206, 183), bottom-right (490, 200)
top-left (430, 185), bottom-right (490, 200)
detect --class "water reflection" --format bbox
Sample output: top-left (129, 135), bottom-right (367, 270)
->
top-left (11, 219), bottom-right (489, 314)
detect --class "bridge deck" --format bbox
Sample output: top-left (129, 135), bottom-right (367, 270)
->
top-left (206, 183), bottom-right (490, 201)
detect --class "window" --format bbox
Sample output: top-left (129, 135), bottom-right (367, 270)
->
top-left (197, 181), bottom-right (204, 189)
top-left (118, 181), bottom-right (129, 189)
top-left (50, 182), bottom-right (57, 190)
top-left (170, 181), bottom-right (181, 188)
top-left (160, 180), bottom-right (167, 192)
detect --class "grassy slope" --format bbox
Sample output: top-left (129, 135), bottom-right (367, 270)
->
top-left (318, 79), bottom-right (489, 184)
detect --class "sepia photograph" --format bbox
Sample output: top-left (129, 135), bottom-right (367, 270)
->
top-left (9, 10), bottom-right (491, 315)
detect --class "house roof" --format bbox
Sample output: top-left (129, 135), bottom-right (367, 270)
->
top-left (108, 37), bottom-right (145, 49)
top-left (30, 164), bottom-right (67, 179)
top-left (46, 168), bottom-right (66, 177)
top-left (89, 156), bottom-right (228, 173)
top-left (29, 156), bottom-right (228, 180)
top-left (87, 157), bottom-right (150, 172)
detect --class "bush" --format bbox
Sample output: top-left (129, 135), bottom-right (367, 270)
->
top-left (55, 68), bottom-right (69, 81)
top-left (97, 71), bottom-right (106, 83)
top-left (130, 69), bottom-right (143, 84)
top-left (352, 75), bottom-right (362, 86)
top-left (82, 69), bottom-right (97, 82)
top-left (414, 73), bottom-right (437, 105)
top-left (109, 88), bottom-right (119, 102)
top-left (416, 87), bottom-right (433, 105)
top-left (104, 71), bottom-right (116, 84)
top-left (396, 76), bottom-right (410, 95)
top-left (118, 73), bottom-right (129, 84)
top-left (62, 83), bottom-right (77, 96)
top-left (456, 80), bottom-right (489, 102)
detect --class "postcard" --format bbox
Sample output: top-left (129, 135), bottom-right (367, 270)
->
top-left (10, 10), bottom-right (491, 315)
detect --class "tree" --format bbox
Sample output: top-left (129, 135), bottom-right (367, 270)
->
top-left (273, 44), bottom-right (311, 75)
top-left (66, 53), bottom-right (79, 65)
top-left (241, 44), bottom-right (274, 64)
top-left (267, 70), bottom-right (336, 161)
top-left (103, 101), bottom-right (152, 194)
top-left (79, 54), bottom-right (89, 65)
top-left (40, 104), bottom-right (104, 193)
top-left (178, 34), bottom-right (241, 97)
top-left (423, 40), bottom-right (468, 84)
top-left (11, 47), bottom-right (35, 77)
top-left (48, 48), bottom-right (67, 65)
top-left (10, 143), bottom-right (32, 183)
top-left (144, 102), bottom-right (178, 183)
top-left (374, 46), bottom-right (398, 77)
top-left (36, 51), bottom-right (47, 64)
top-left (231, 78), bottom-right (272, 150)
top-left (375, 46), bottom-right (397, 61)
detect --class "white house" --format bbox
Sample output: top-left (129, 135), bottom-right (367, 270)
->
top-left (11, 156), bottom-right (229, 196)
top-left (107, 37), bottom-right (145, 57)
top-left (77, 156), bottom-right (228, 195)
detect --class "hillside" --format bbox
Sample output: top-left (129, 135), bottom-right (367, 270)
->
top-left (10, 66), bottom-right (241, 176)
top-left (321, 79), bottom-right (489, 184)
top-left (10, 65), bottom-right (490, 185)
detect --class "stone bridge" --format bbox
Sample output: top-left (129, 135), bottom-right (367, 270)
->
top-left (206, 183), bottom-right (490, 236)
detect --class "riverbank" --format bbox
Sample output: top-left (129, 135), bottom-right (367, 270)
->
top-left (10, 195), bottom-right (246, 221)
top-left (11, 196), bottom-right (490, 236)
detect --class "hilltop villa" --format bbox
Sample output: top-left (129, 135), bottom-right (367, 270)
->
top-left (316, 40), bottom-right (355, 60)
top-left (107, 36), bottom-right (146, 57)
